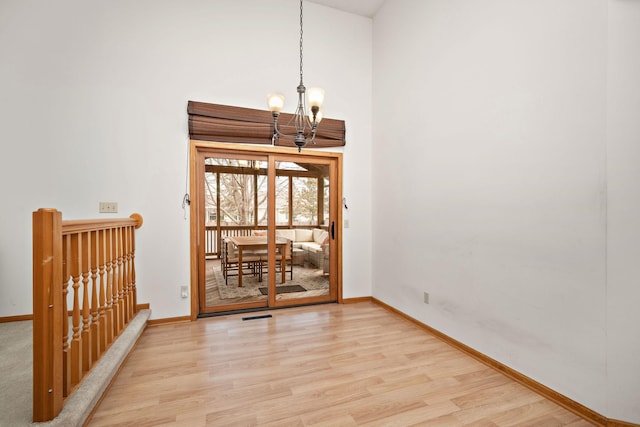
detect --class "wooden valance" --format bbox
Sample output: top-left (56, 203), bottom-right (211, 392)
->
top-left (188, 101), bottom-right (346, 148)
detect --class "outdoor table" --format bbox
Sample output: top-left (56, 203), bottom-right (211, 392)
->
top-left (226, 236), bottom-right (288, 287)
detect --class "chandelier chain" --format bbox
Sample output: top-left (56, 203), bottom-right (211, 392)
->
top-left (299, 0), bottom-right (304, 85)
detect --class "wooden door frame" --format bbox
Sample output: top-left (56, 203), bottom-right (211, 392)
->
top-left (189, 140), bottom-right (343, 320)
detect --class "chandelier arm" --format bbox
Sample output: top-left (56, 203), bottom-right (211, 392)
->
top-left (271, 113), bottom-right (315, 140)
top-left (272, 126), bottom-right (318, 141)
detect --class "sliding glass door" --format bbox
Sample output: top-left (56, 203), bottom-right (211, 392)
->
top-left (191, 142), bottom-right (341, 316)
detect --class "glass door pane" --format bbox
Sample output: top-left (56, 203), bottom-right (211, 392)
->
top-left (271, 160), bottom-right (331, 304)
top-left (202, 155), bottom-right (270, 313)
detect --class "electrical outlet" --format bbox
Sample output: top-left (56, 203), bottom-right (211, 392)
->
top-left (180, 285), bottom-right (189, 299)
top-left (423, 292), bottom-right (429, 304)
top-left (99, 202), bottom-right (118, 213)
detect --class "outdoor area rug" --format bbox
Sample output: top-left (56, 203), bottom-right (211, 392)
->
top-left (258, 285), bottom-right (306, 295)
top-left (213, 265), bottom-right (328, 299)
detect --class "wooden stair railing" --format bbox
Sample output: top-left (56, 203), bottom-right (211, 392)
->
top-left (32, 208), bottom-right (143, 422)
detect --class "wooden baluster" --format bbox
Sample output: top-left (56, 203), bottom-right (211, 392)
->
top-left (90, 230), bottom-right (99, 363)
top-left (111, 227), bottom-right (121, 337)
top-left (130, 225), bottom-right (137, 315)
top-left (61, 234), bottom-right (71, 397)
top-left (97, 229), bottom-right (108, 354)
top-left (105, 228), bottom-right (115, 345)
top-left (32, 208), bottom-right (63, 422)
top-left (116, 226), bottom-right (125, 334)
top-left (81, 232), bottom-right (92, 373)
top-left (121, 226), bottom-right (130, 325)
top-left (127, 225), bottom-right (135, 318)
top-left (69, 233), bottom-right (82, 387)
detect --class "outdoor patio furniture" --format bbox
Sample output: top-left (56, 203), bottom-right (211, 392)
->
top-left (274, 228), bottom-right (329, 269)
top-left (274, 238), bottom-right (293, 280)
top-left (225, 236), bottom-right (289, 287)
top-left (221, 238), bottom-right (263, 286)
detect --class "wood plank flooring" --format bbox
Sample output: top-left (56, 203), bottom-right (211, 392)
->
top-left (88, 302), bottom-right (593, 426)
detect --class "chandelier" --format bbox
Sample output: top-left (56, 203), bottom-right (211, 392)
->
top-left (267, 0), bottom-right (325, 152)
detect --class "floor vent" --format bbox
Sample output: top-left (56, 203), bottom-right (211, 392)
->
top-left (242, 314), bottom-right (273, 321)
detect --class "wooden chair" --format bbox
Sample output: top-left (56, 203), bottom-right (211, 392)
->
top-left (321, 243), bottom-right (329, 275)
top-left (274, 238), bottom-right (293, 280)
top-left (221, 238), bottom-right (262, 285)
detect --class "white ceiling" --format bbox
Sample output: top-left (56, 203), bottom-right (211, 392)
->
top-left (307, 0), bottom-right (385, 18)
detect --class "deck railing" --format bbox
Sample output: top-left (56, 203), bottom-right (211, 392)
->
top-left (205, 225), bottom-right (326, 258)
top-left (32, 208), bottom-right (143, 422)
top-left (205, 225), bottom-right (255, 258)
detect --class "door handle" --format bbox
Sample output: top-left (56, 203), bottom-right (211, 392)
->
top-left (331, 221), bottom-right (335, 240)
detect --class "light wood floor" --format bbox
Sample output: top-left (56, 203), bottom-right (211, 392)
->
top-left (88, 302), bottom-right (593, 426)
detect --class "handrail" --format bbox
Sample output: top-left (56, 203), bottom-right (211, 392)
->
top-left (32, 208), bottom-right (143, 422)
top-left (61, 213), bottom-right (143, 234)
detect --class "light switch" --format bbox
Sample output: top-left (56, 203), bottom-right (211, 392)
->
top-left (99, 202), bottom-right (118, 213)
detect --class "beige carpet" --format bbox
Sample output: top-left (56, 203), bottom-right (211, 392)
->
top-left (0, 320), bottom-right (32, 426)
top-left (0, 310), bottom-right (150, 426)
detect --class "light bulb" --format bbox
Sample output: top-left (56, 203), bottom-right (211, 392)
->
top-left (307, 87), bottom-right (325, 108)
top-left (267, 93), bottom-right (285, 112)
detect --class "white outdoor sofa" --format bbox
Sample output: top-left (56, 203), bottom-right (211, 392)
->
top-left (254, 228), bottom-right (329, 273)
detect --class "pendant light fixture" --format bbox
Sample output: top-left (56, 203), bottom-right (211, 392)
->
top-left (267, 0), bottom-right (325, 152)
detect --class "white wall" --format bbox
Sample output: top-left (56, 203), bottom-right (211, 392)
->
top-left (606, 0), bottom-right (640, 422)
top-left (0, 0), bottom-right (372, 318)
top-left (373, 0), bottom-right (638, 423)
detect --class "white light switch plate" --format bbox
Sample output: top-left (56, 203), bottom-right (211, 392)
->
top-left (99, 202), bottom-right (118, 213)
